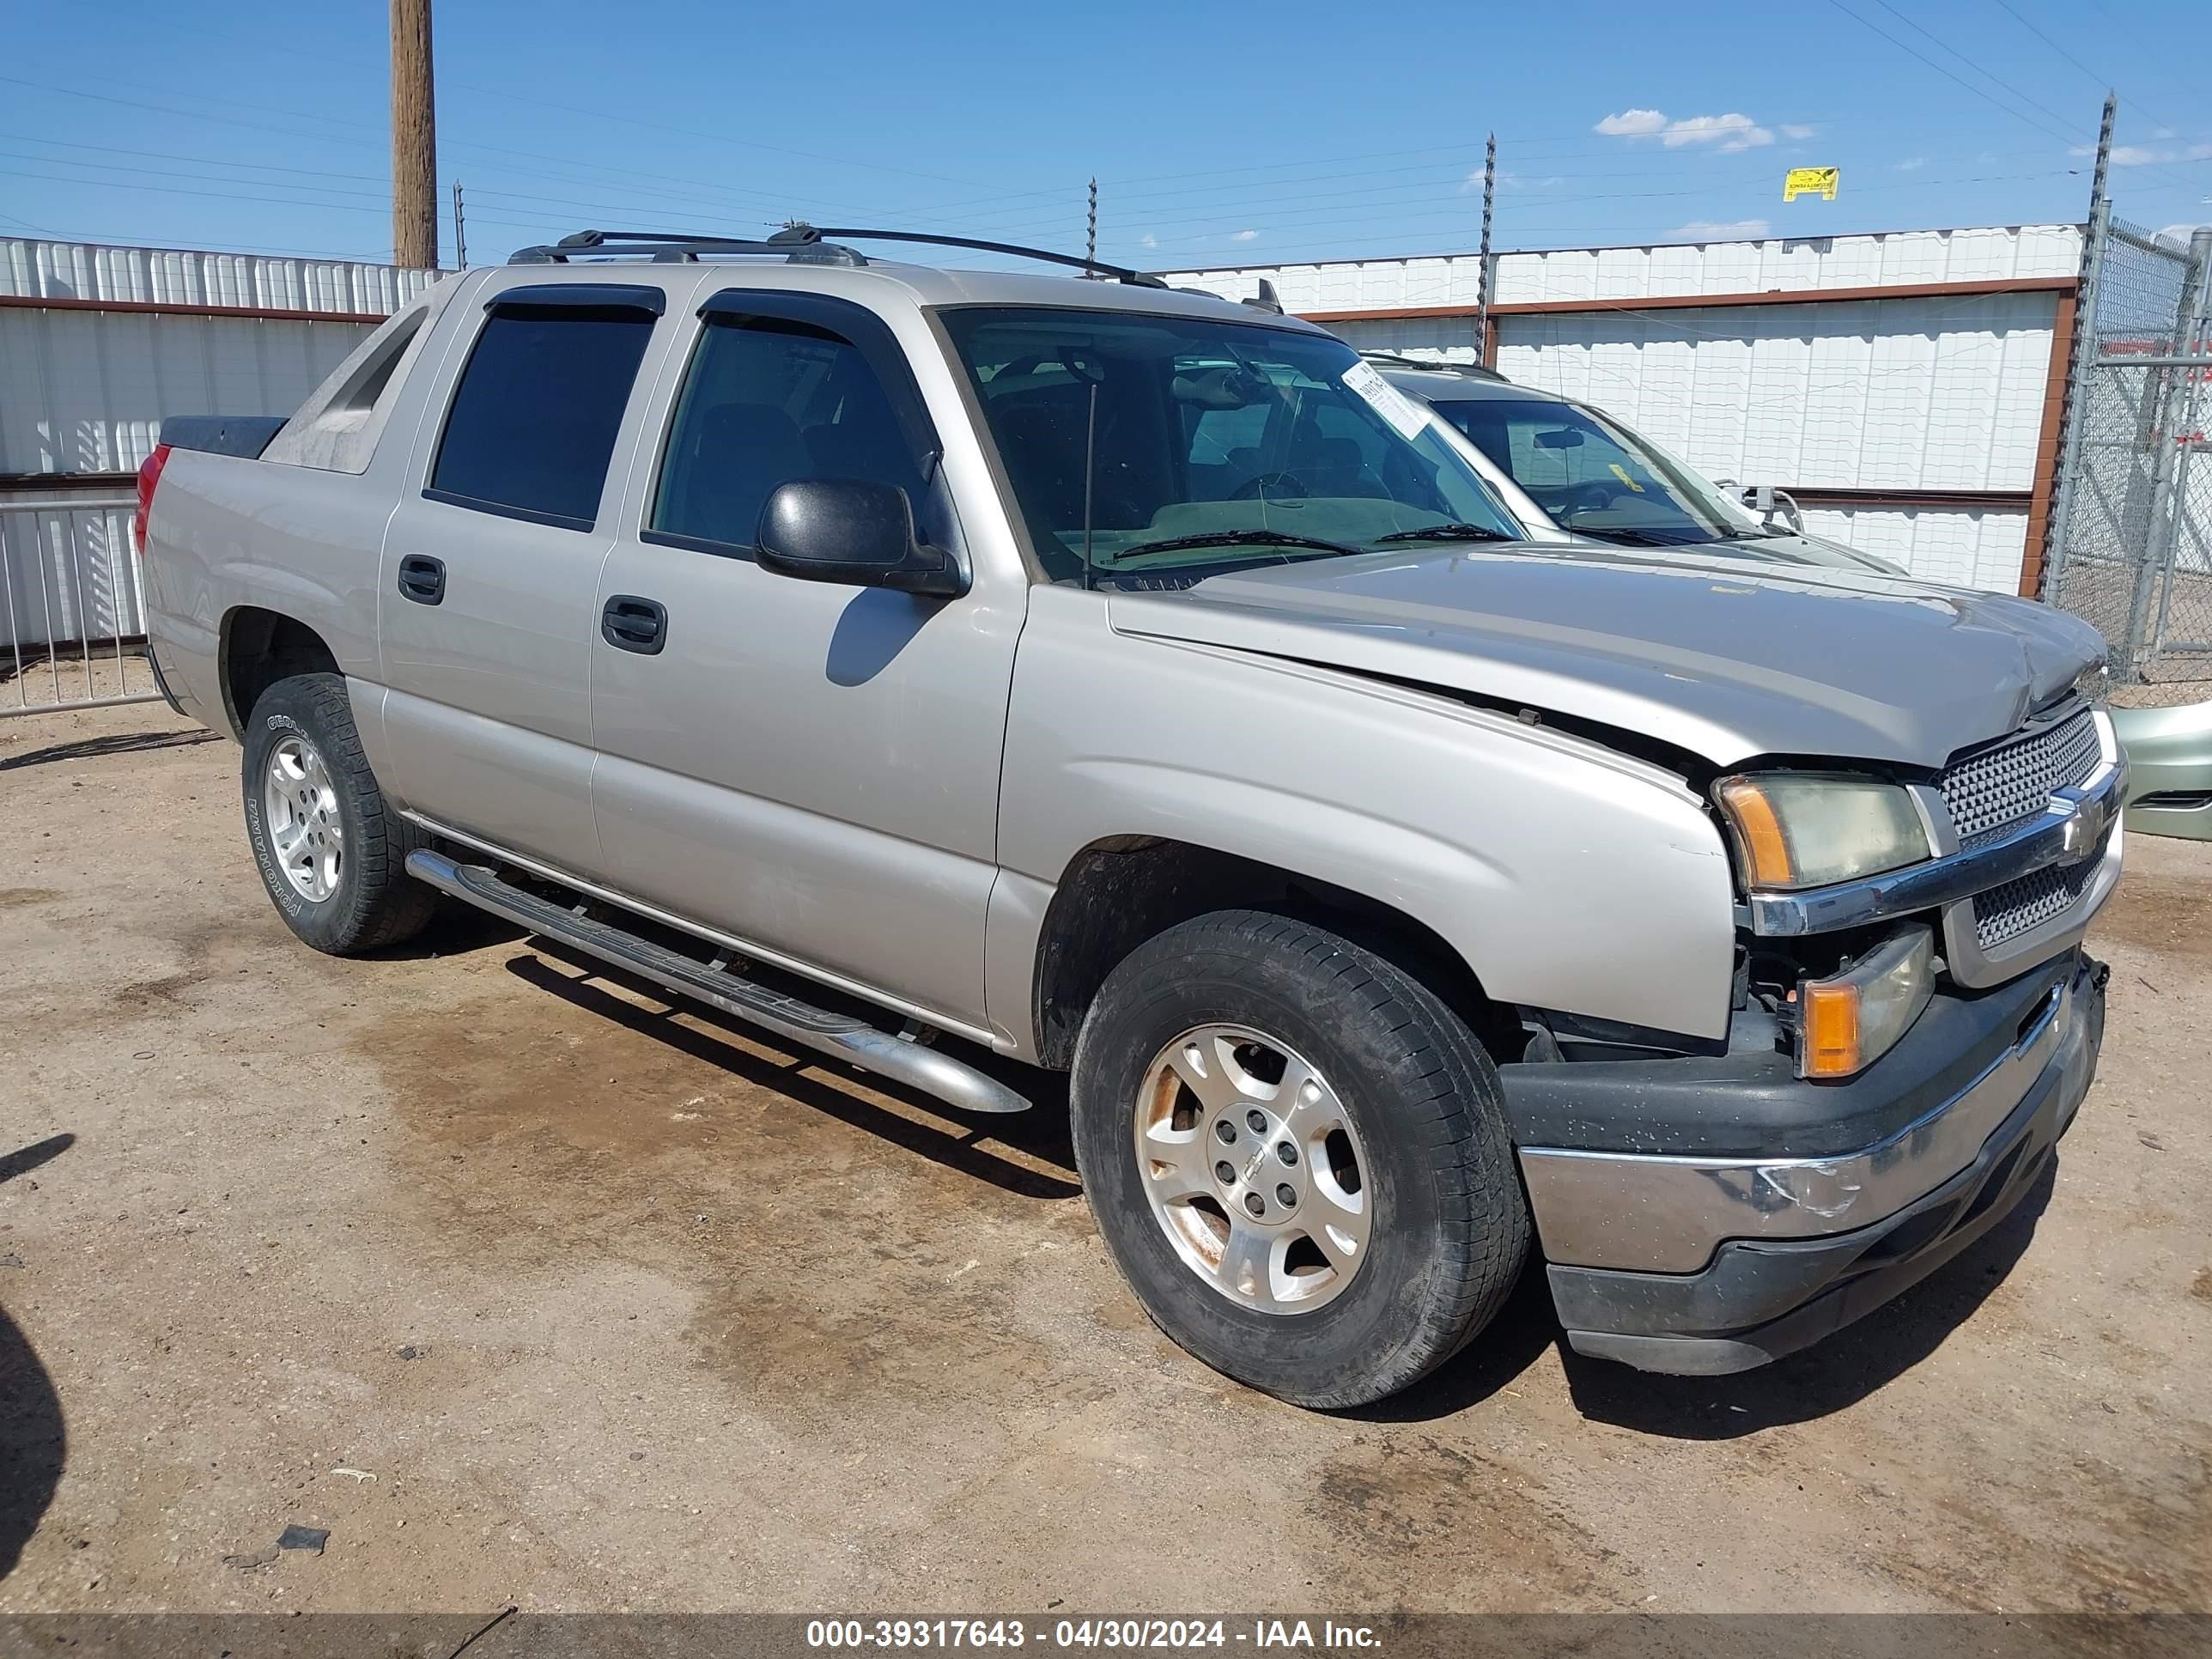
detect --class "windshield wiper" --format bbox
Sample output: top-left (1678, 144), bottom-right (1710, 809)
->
top-left (1111, 529), bottom-right (1369, 563)
top-left (1570, 527), bottom-right (1699, 548)
top-left (1371, 522), bottom-right (1515, 544)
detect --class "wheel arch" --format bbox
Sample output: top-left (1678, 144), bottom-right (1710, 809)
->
top-left (1028, 835), bottom-right (1516, 1072)
top-left (218, 605), bottom-right (342, 738)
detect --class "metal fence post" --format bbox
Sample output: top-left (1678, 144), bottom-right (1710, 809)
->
top-left (2148, 226), bottom-right (2212, 658)
top-left (2042, 198), bottom-right (2109, 607)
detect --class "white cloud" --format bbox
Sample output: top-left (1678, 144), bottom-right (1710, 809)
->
top-left (1231, 228), bottom-right (1259, 242)
top-left (1782, 124), bottom-right (1817, 140)
top-left (1139, 233), bottom-right (1158, 249)
top-left (1893, 156), bottom-right (1927, 171)
top-left (1671, 218), bottom-right (1771, 240)
top-left (1663, 113), bottom-right (1775, 150)
top-left (1595, 108), bottom-right (1775, 152)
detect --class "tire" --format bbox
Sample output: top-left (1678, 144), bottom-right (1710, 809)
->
top-left (240, 672), bottom-right (436, 955)
top-left (1070, 909), bottom-right (1528, 1408)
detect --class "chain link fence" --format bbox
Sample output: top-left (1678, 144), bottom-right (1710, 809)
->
top-left (2045, 210), bottom-right (2212, 700)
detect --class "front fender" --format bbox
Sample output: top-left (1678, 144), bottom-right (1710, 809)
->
top-left (989, 586), bottom-right (1737, 1054)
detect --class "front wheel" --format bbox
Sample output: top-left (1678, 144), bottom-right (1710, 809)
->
top-left (1070, 910), bottom-right (1529, 1408)
top-left (240, 672), bottom-right (436, 955)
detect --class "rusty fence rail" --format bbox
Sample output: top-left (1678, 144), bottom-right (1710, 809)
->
top-left (0, 494), bottom-right (163, 719)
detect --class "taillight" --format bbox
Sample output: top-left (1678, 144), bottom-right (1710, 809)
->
top-left (133, 443), bottom-right (171, 552)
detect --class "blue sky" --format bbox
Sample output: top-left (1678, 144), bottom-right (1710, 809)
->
top-left (3, 0), bottom-right (2208, 270)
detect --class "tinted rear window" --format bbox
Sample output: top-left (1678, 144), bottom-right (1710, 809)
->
top-left (428, 309), bottom-right (655, 530)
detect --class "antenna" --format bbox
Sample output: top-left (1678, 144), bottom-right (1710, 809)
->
top-left (1081, 381), bottom-right (1100, 591)
top-left (1086, 178), bottom-right (1098, 272)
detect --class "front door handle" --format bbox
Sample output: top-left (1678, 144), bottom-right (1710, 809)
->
top-left (601, 594), bottom-right (667, 655)
top-left (397, 554), bottom-right (446, 605)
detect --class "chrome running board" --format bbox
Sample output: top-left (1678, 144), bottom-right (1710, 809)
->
top-left (404, 850), bottom-right (1030, 1115)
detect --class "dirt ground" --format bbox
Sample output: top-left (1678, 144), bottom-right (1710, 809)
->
top-left (0, 696), bottom-right (2207, 1617)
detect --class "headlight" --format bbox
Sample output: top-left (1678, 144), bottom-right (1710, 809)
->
top-left (1714, 773), bottom-right (1932, 890)
top-left (1799, 926), bottom-right (1935, 1079)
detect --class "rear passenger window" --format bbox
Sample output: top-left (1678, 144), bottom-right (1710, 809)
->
top-left (428, 304), bottom-right (656, 530)
top-left (650, 314), bottom-right (930, 553)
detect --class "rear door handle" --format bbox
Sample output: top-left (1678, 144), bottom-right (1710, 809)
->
top-left (601, 594), bottom-right (667, 654)
top-left (397, 554), bottom-right (445, 605)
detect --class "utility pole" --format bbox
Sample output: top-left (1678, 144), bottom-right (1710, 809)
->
top-left (390, 0), bottom-right (439, 270)
top-left (452, 179), bottom-right (467, 269)
top-left (1474, 132), bottom-right (1497, 367)
top-left (1086, 177), bottom-right (1098, 270)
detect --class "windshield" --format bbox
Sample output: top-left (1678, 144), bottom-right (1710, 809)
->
top-left (1432, 396), bottom-right (1771, 548)
top-left (940, 307), bottom-right (1522, 585)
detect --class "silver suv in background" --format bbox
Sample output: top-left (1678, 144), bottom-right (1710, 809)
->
top-left (137, 228), bottom-right (2121, 1407)
top-left (1372, 356), bottom-right (2212, 840)
top-left (1373, 357), bottom-right (1907, 574)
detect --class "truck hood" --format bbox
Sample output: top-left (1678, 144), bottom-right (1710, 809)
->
top-left (1107, 544), bottom-right (2105, 770)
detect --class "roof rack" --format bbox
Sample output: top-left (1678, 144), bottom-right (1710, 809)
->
top-left (509, 224), bottom-right (1168, 287)
top-left (508, 228), bottom-right (867, 266)
top-left (785, 225), bottom-right (1166, 286)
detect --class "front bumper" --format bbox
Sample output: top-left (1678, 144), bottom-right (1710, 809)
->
top-left (1503, 951), bottom-right (2106, 1375)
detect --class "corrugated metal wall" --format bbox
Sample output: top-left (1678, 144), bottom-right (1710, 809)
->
top-left (1164, 227), bottom-right (2082, 594)
top-left (1, 238), bottom-right (427, 650)
top-left (1, 237), bottom-right (434, 316)
top-left (1493, 292), bottom-right (2059, 493)
top-left (1169, 226), bottom-right (2081, 310)
top-left (0, 307), bottom-right (380, 477)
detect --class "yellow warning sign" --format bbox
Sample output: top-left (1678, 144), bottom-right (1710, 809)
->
top-left (1784, 166), bottom-right (1839, 202)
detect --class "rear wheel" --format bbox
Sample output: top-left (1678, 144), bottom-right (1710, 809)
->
top-left (1070, 909), bottom-right (1528, 1408)
top-left (240, 672), bottom-right (435, 954)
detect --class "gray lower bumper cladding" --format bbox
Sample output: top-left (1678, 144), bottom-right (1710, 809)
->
top-left (1506, 953), bottom-right (2106, 1376)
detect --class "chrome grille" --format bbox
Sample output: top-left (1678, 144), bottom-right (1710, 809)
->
top-left (1938, 707), bottom-right (2102, 844)
top-left (1972, 856), bottom-right (2098, 950)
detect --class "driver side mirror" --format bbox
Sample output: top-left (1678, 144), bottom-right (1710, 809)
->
top-left (1746, 483), bottom-right (1806, 536)
top-left (756, 479), bottom-right (968, 598)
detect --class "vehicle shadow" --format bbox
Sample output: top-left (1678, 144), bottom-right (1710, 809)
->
top-left (0, 1134), bottom-right (72, 1581)
top-left (501, 944), bottom-right (1080, 1201)
top-left (1340, 1158), bottom-right (2057, 1430)
top-left (0, 728), bottom-right (219, 773)
top-left (1337, 1255), bottom-right (1567, 1423)
top-left (374, 898), bottom-right (527, 960)
top-left (1559, 1159), bottom-right (2057, 1439)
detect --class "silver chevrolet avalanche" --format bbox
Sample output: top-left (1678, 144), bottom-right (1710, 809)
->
top-left (134, 228), bottom-right (2124, 1407)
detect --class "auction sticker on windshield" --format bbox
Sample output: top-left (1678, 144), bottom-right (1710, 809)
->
top-left (1341, 360), bottom-right (1432, 441)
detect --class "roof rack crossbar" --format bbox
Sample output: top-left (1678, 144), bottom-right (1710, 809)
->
top-left (507, 228), bottom-right (867, 266)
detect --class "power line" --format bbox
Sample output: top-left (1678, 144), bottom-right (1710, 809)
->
top-left (1987, 0), bottom-right (2197, 163)
top-left (1820, 1), bottom-right (2081, 146)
